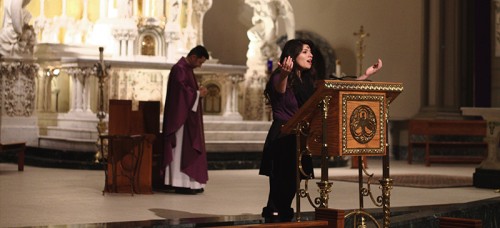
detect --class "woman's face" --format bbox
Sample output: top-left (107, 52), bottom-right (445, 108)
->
top-left (295, 44), bottom-right (313, 70)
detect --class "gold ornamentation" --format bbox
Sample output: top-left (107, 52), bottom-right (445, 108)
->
top-left (379, 178), bottom-right (393, 228)
top-left (324, 81), bottom-right (404, 93)
top-left (342, 94), bottom-right (385, 155)
top-left (344, 210), bottom-right (380, 228)
top-left (353, 25), bottom-right (370, 76)
top-left (359, 166), bottom-right (383, 208)
top-left (94, 47), bottom-right (111, 163)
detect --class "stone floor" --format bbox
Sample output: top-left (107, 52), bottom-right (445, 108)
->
top-left (1, 159), bottom-right (499, 227)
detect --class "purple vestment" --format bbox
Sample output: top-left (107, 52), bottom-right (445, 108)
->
top-left (162, 57), bottom-right (208, 184)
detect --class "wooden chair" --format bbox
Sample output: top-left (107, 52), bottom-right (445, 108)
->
top-left (0, 142), bottom-right (25, 171)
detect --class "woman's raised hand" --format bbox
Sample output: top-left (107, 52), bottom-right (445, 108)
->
top-left (278, 56), bottom-right (293, 76)
top-left (357, 59), bottom-right (383, 81)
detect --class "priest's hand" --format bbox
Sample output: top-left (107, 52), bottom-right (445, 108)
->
top-left (199, 86), bottom-right (208, 97)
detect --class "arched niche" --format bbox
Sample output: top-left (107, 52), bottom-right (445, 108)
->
top-left (203, 82), bottom-right (222, 115)
top-left (137, 27), bottom-right (165, 56)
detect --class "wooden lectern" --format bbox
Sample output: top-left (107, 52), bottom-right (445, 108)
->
top-left (282, 80), bottom-right (403, 227)
top-left (103, 100), bottom-right (161, 195)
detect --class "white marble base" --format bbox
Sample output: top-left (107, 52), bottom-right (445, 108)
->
top-left (2, 113), bottom-right (270, 153)
top-left (1, 116), bottom-right (39, 146)
top-left (36, 112), bottom-right (100, 151)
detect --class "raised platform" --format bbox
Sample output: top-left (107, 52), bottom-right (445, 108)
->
top-left (6, 197), bottom-right (497, 227)
top-left (0, 146), bottom-right (348, 170)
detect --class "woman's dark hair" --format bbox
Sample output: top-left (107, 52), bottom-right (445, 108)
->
top-left (264, 39), bottom-right (317, 104)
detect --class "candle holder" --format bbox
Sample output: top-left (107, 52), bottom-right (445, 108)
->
top-left (94, 47), bottom-right (111, 163)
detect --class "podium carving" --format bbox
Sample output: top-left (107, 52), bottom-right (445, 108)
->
top-left (282, 80), bottom-right (403, 227)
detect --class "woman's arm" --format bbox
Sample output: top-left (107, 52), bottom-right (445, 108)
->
top-left (275, 56), bottom-right (293, 93)
top-left (357, 59), bottom-right (383, 81)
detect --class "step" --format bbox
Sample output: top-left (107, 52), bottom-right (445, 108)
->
top-left (204, 130), bottom-right (267, 141)
top-left (205, 141), bottom-right (264, 152)
top-left (43, 126), bottom-right (98, 139)
top-left (38, 136), bottom-right (97, 152)
top-left (204, 120), bottom-right (271, 131)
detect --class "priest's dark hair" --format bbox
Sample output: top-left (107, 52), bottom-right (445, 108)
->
top-left (188, 45), bottom-right (210, 60)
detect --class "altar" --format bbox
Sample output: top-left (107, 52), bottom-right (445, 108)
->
top-left (0, 0), bottom-right (294, 153)
top-left (0, 0), bottom-right (258, 152)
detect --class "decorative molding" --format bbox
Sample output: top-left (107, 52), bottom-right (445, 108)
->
top-left (324, 81), bottom-right (404, 92)
top-left (0, 62), bottom-right (39, 116)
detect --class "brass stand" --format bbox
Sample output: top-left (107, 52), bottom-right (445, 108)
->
top-left (94, 47), bottom-right (110, 163)
top-left (282, 80), bottom-right (402, 226)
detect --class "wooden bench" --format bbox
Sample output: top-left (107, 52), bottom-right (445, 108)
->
top-left (439, 217), bottom-right (482, 228)
top-left (408, 119), bottom-right (488, 166)
top-left (214, 220), bottom-right (330, 228)
top-left (0, 142), bottom-right (25, 171)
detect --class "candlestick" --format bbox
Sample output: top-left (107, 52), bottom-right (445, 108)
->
top-left (335, 59), bottom-right (341, 77)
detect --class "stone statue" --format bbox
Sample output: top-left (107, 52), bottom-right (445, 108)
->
top-left (0, 0), bottom-right (36, 57)
top-left (245, 0), bottom-right (295, 63)
top-left (117, 0), bottom-right (134, 19)
top-left (243, 0), bottom-right (295, 120)
top-left (192, 0), bottom-right (213, 46)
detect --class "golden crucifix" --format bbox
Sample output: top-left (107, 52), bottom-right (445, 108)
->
top-left (354, 25), bottom-right (369, 76)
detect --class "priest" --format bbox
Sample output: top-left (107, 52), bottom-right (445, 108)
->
top-left (162, 45), bottom-right (210, 194)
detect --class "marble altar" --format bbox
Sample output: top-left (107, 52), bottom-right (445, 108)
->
top-left (0, 0), bottom-right (277, 153)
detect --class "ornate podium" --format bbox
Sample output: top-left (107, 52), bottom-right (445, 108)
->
top-left (282, 80), bottom-right (403, 227)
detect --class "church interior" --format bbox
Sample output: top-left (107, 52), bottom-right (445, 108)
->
top-left (1, 0), bottom-right (500, 227)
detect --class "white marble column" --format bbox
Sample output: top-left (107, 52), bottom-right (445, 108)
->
top-left (100, 0), bottom-right (109, 18)
top-left (43, 72), bottom-right (53, 112)
top-left (67, 67), bottom-right (93, 113)
top-left (143, 0), bottom-right (153, 17)
top-left (35, 69), bottom-right (55, 112)
top-left (35, 72), bottom-right (46, 112)
top-left (112, 29), bottom-right (138, 57)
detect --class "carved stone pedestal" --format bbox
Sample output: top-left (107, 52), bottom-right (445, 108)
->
top-left (461, 107), bottom-right (500, 189)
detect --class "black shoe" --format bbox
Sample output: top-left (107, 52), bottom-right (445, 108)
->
top-left (154, 185), bottom-right (175, 193)
top-left (262, 207), bottom-right (279, 223)
top-left (174, 187), bottom-right (203, 195)
top-left (279, 208), bottom-right (294, 222)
